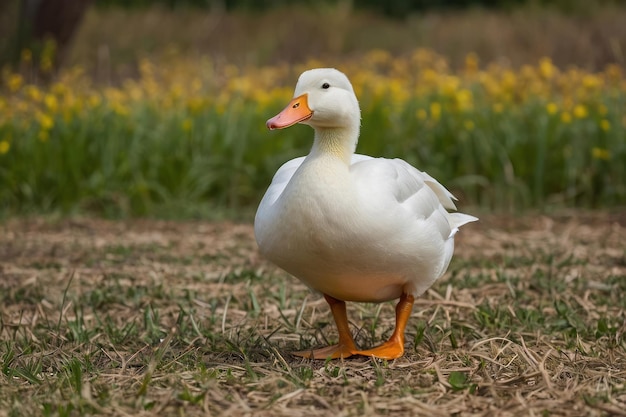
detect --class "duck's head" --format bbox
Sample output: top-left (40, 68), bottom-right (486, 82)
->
top-left (267, 68), bottom-right (361, 131)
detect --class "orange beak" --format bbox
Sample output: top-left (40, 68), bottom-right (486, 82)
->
top-left (266, 94), bottom-right (313, 130)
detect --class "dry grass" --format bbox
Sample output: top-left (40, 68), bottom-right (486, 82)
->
top-left (1, 212), bottom-right (625, 416)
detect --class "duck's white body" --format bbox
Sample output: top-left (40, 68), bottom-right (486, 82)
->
top-left (255, 153), bottom-right (474, 302)
top-left (254, 68), bottom-right (477, 359)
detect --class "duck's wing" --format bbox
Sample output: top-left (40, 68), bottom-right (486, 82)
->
top-left (349, 156), bottom-right (477, 282)
top-left (390, 159), bottom-right (478, 232)
top-left (257, 157), bottom-right (306, 207)
top-left (350, 156), bottom-right (478, 234)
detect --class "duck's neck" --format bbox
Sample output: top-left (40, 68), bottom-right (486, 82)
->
top-left (309, 125), bottom-right (360, 165)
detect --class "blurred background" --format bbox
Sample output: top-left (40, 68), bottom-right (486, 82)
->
top-left (0, 0), bottom-right (624, 218)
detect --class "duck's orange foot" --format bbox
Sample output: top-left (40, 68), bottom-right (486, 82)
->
top-left (292, 343), bottom-right (356, 360)
top-left (354, 337), bottom-right (404, 360)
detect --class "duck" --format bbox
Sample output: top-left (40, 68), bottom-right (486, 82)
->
top-left (254, 68), bottom-right (477, 360)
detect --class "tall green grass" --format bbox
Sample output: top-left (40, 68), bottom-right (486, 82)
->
top-left (0, 54), bottom-right (624, 218)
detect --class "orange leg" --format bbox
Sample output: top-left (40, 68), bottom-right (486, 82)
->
top-left (354, 293), bottom-right (415, 360)
top-left (293, 294), bottom-right (357, 360)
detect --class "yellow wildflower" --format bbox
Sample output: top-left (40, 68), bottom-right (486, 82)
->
top-left (38, 130), bottom-right (49, 142)
top-left (539, 57), bottom-right (555, 79)
top-left (501, 71), bottom-right (517, 90)
top-left (44, 94), bottom-right (58, 113)
top-left (0, 140), bottom-right (10, 154)
top-left (492, 103), bottom-right (504, 113)
top-left (573, 104), bottom-right (588, 119)
top-left (388, 79), bottom-right (409, 106)
top-left (464, 120), bottom-right (475, 131)
top-left (455, 89), bottom-right (473, 111)
top-left (546, 102), bottom-right (558, 115)
top-left (561, 112), bottom-right (572, 124)
top-left (215, 103), bottom-right (226, 115)
top-left (599, 119), bottom-right (611, 132)
top-left (421, 69), bottom-right (438, 86)
top-left (182, 118), bottom-right (193, 132)
top-left (253, 89), bottom-right (273, 109)
top-left (582, 74), bottom-right (601, 90)
top-left (26, 86), bottom-right (42, 102)
top-left (169, 83), bottom-right (183, 100)
top-left (51, 82), bottom-right (67, 96)
top-left (7, 74), bottom-right (23, 92)
top-left (416, 108), bottom-right (427, 120)
top-left (187, 97), bottom-right (204, 114)
top-left (440, 76), bottom-right (460, 96)
top-left (88, 94), bottom-right (102, 108)
top-left (464, 52), bottom-right (479, 73)
top-left (592, 147), bottom-right (610, 160)
top-left (112, 102), bottom-right (129, 116)
top-left (38, 113), bottom-right (54, 130)
top-left (128, 84), bottom-right (143, 101)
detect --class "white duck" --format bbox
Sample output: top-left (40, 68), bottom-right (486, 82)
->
top-left (255, 68), bottom-right (477, 360)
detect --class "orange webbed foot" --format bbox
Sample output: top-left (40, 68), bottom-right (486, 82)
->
top-left (292, 294), bottom-right (358, 360)
top-left (353, 336), bottom-right (404, 360)
top-left (354, 293), bottom-right (415, 360)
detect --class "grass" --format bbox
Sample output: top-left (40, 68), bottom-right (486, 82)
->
top-left (1, 47), bottom-right (625, 217)
top-left (1, 5), bottom-right (626, 218)
top-left (1, 212), bottom-right (625, 416)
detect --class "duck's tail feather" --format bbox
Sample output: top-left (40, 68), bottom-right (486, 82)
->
top-left (447, 212), bottom-right (479, 237)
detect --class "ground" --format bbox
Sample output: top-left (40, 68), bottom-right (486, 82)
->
top-left (0, 212), bottom-right (625, 416)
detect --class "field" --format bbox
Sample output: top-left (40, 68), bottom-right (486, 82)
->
top-left (1, 213), bottom-right (625, 416)
top-left (1, 4), bottom-right (626, 416)
top-left (2, 48), bottom-right (625, 216)
top-left (1, 7), bottom-right (626, 217)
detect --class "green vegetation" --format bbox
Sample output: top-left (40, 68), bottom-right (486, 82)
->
top-left (1, 5), bottom-right (625, 218)
top-left (1, 47), bottom-right (624, 218)
top-left (0, 3), bottom-right (624, 219)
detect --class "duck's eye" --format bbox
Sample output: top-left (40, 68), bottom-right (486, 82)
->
top-left (322, 82), bottom-right (330, 89)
